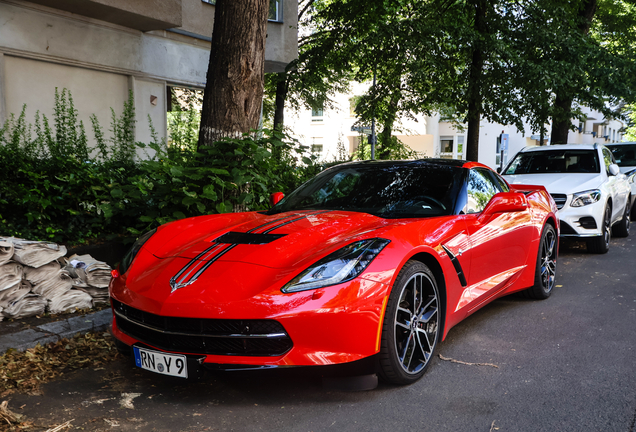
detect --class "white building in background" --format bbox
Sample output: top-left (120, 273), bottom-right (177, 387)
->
top-left (286, 85), bottom-right (625, 170)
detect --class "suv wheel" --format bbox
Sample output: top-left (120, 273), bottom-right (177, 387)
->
top-left (613, 197), bottom-right (631, 238)
top-left (587, 203), bottom-right (611, 254)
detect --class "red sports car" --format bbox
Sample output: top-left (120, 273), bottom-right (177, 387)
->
top-left (110, 159), bottom-right (558, 384)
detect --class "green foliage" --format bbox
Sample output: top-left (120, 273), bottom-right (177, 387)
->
top-left (0, 90), bottom-right (318, 245)
top-left (353, 135), bottom-right (417, 161)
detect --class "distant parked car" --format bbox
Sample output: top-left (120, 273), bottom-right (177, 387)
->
top-left (606, 142), bottom-right (636, 218)
top-left (502, 143), bottom-right (631, 254)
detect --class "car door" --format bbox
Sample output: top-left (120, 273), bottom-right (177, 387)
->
top-left (602, 147), bottom-right (629, 222)
top-left (461, 168), bottom-right (533, 314)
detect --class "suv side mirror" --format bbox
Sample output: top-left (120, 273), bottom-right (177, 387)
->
top-left (609, 164), bottom-right (620, 176)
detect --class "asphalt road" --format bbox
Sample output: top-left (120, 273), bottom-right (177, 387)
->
top-left (7, 236), bottom-right (636, 432)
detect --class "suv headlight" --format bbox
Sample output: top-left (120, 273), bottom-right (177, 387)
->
top-left (282, 238), bottom-right (390, 293)
top-left (570, 189), bottom-right (601, 207)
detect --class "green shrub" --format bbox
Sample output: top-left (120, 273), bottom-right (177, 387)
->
top-left (0, 89), bottom-right (326, 245)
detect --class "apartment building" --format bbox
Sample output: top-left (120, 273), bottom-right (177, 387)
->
top-left (286, 86), bottom-right (624, 169)
top-left (0, 0), bottom-right (297, 150)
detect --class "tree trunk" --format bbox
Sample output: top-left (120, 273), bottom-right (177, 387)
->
top-left (198, 0), bottom-right (269, 148)
top-left (466, 0), bottom-right (485, 162)
top-left (378, 92), bottom-right (400, 159)
top-left (550, 94), bottom-right (574, 144)
top-left (550, 0), bottom-right (597, 145)
top-left (273, 72), bottom-right (287, 132)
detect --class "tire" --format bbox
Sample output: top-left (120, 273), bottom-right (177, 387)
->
top-left (587, 203), bottom-right (611, 254)
top-left (522, 224), bottom-right (557, 300)
top-left (114, 338), bottom-right (131, 356)
top-left (378, 261), bottom-right (441, 385)
top-left (612, 197), bottom-right (631, 238)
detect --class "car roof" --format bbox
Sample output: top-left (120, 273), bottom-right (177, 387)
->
top-left (519, 143), bottom-right (602, 153)
top-left (333, 158), bottom-right (486, 170)
top-left (605, 142), bottom-right (636, 146)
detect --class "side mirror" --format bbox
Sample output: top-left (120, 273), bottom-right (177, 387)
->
top-left (270, 192), bottom-right (285, 206)
top-left (480, 192), bottom-right (528, 220)
top-left (609, 164), bottom-right (620, 176)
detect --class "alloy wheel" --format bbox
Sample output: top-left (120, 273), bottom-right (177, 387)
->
top-left (603, 205), bottom-right (611, 248)
top-left (393, 272), bottom-right (439, 375)
top-left (540, 227), bottom-right (557, 293)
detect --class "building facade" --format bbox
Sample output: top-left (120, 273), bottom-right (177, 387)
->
top-left (286, 87), bottom-right (625, 169)
top-left (0, 0), bottom-right (298, 153)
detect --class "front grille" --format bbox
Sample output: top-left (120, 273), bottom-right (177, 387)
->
top-left (112, 299), bottom-right (293, 356)
top-left (550, 193), bottom-right (567, 210)
top-left (578, 217), bottom-right (597, 230)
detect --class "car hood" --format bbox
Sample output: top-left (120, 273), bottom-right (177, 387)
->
top-left (143, 210), bottom-right (394, 270)
top-left (503, 173), bottom-right (602, 194)
top-left (119, 210), bottom-right (442, 308)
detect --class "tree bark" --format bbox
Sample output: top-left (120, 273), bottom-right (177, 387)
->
top-left (466, 0), bottom-right (485, 162)
top-left (273, 72), bottom-right (288, 132)
top-left (550, 0), bottom-right (597, 145)
top-left (198, 0), bottom-right (269, 148)
top-left (550, 94), bottom-right (574, 144)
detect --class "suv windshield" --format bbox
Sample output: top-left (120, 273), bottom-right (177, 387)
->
top-left (606, 144), bottom-right (636, 167)
top-left (504, 150), bottom-right (600, 174)
top-left (269, 163), bottom-right (464, 218)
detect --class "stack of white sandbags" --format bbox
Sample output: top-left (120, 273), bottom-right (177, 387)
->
top-left (64, 254), bottom-right (112, 304)
top-left (0, 237), bottom-right (112, 320)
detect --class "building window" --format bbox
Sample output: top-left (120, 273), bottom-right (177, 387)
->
top-left (440, 136), bottom-right (454, 159)
top-left (440, 135), bottom-right (464, 159)
top-left (269, 0), bottom-right (282, 22)
top-left (203, 0), bottom-right (281, 21)
top-left (457, 135), bottom-right (465, 159)
top-left (311, 137), bottom-right (324, 154)
top-left (311, 104), bottom-right (324, 122)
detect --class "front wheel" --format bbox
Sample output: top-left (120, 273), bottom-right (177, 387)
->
top-left (587, 203), bottom-right (611, 254)
top-left (612, 197), bottom-right (631, 238)
top-left (378, 261), bottom-right (441, 385)
top-left (522, 224), bottom-right (557, 299)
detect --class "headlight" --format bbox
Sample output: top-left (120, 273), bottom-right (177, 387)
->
top-left (570, 190), bottom-right (601, 207)
top-left (119, 229), bottom-right (157, 275)
top-left (281, 238), bottom-right (390, 293)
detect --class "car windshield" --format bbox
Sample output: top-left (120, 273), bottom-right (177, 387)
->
top-left (504, 150), bottom-right (600, 174)
top-left (269, 163), bottom-right (464, 218)
top-left (606, 144), bottom-right (636, 167)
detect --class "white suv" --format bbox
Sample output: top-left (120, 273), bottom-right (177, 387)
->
top-left (502, 143), bottom-right (631, 254)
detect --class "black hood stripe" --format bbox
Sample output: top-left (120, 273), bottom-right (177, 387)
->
top-left (169, 210), bottom-right (330, 292)
top-left (262, 211), bottom-right (331, 234)
top-left (170, 243), bottom-right (226, 290)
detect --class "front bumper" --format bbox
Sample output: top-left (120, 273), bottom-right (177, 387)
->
top-left (109, 276), bottom-right (390, 368)
top-left (556, 197), bottom-right (605, 238)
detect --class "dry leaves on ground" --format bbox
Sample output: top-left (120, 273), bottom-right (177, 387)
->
top-left (0, 332), bottom-right (120, 396)
top-left (0, 400), bottom-right (33, 431)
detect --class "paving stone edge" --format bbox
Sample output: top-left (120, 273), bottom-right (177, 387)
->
top-left (0, 309), bottom-right (112, 354)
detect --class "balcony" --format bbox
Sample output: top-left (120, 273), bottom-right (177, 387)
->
top-left (27, 0), bottom-right (182, 31)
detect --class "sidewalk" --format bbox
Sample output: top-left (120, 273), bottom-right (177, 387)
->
top-left (0, 309), bottom-right (111, 354)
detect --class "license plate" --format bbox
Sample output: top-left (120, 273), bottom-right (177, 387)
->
top-left (133, 346), bottom-right (188, 378)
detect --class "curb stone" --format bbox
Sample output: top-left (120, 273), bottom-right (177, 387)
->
top-left (0, 309), bottom-right (112, 354)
